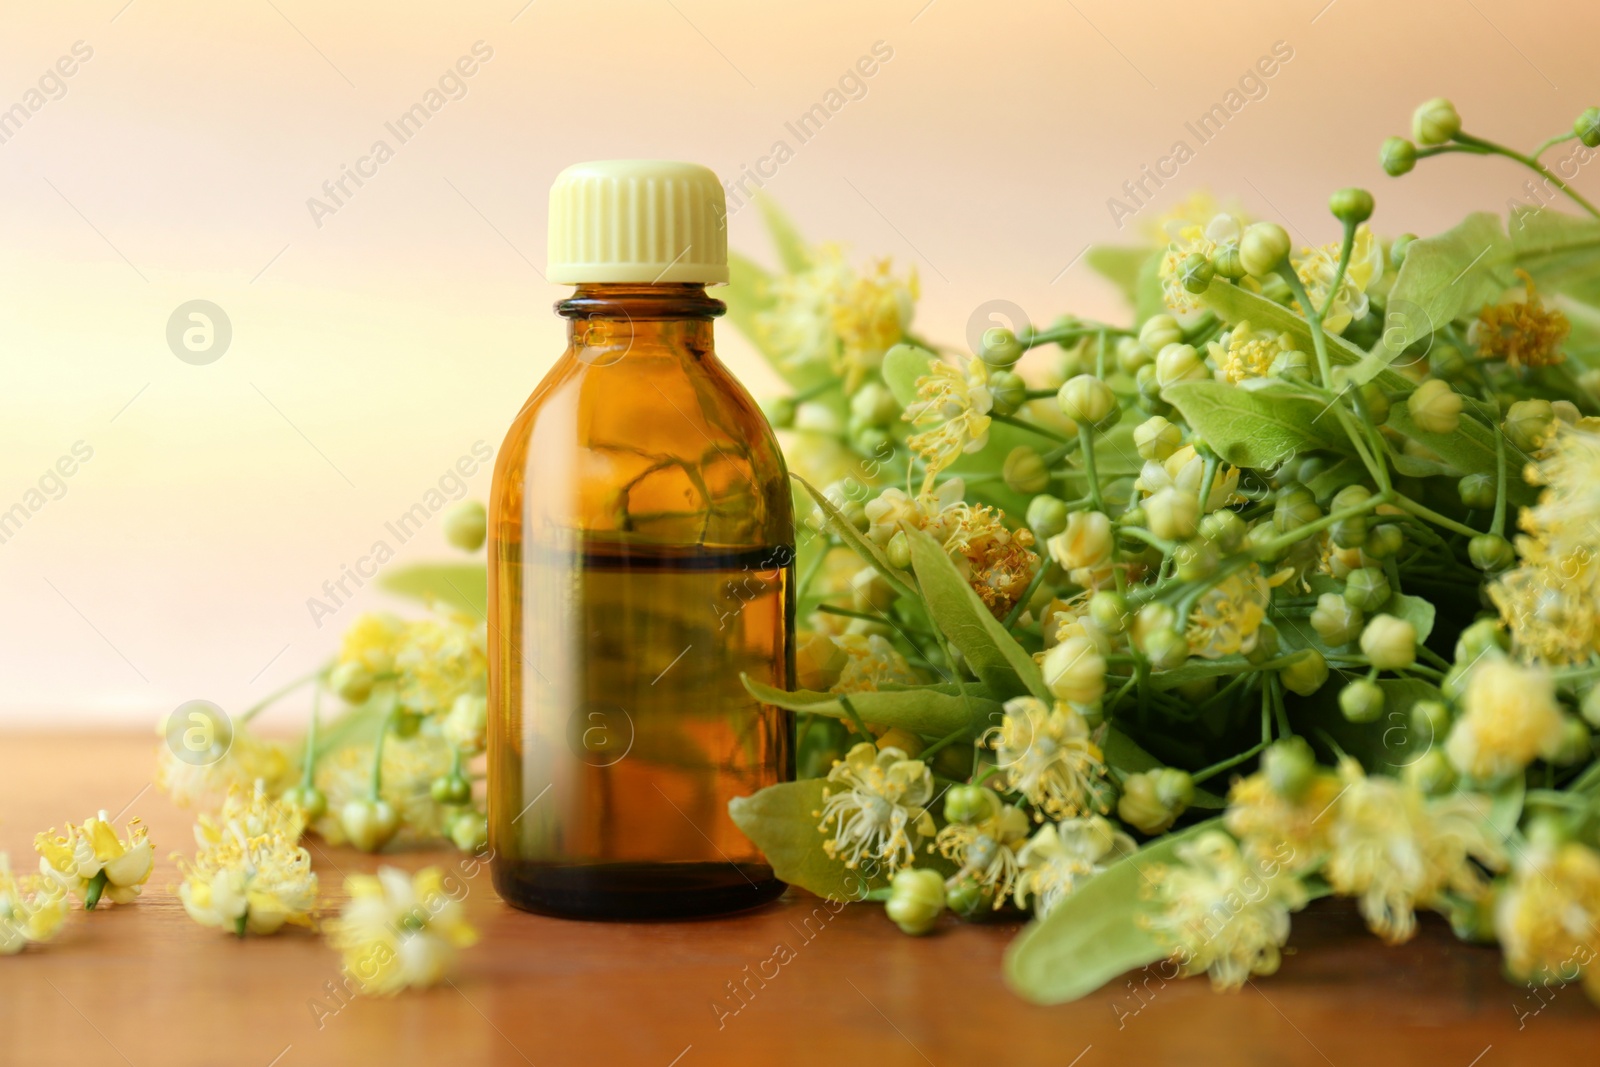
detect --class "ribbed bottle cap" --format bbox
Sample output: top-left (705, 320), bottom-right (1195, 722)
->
top-left (547, 160), bottom-right (729, 285)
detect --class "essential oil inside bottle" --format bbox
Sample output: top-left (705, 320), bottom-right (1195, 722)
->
top-left (489, 161), bottom-right (795, 919)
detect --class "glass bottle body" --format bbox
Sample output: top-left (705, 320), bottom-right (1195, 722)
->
top-left (488, 284), bottom-right (794, 919)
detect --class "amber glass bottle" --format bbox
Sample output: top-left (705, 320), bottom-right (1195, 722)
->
top-left (489, 161), bottom-right (794, 919)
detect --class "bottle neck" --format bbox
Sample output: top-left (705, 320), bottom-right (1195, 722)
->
top-left (558, 283), bottom-right (724, 356)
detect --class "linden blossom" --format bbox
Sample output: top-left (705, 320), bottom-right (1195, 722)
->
top-left (1106, 39), bottom-right (1296, 229)
top-left (305, 41), bottom-right (495, 229)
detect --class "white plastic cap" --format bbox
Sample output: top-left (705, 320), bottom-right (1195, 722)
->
top-left (547, 160), bottom-right (728, 285)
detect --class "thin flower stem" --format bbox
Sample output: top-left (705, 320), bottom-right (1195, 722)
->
top-left (918, 725), bottom-right (971, 762)
top-left (300, 681), bottom-right (322, 788)
top-left (1531, 132), bottom-right (1578, 162)
top-left (1078, 426), bottom-right (1105, 512)
top-left (240, 664), bottom-right (330, 724)
top-left (1454, 131), bottom-right (1600, 218)
top-left (1319, 220), bottom-right (1360, 329)
top-left (1191, 740), bottom-right (1270, 787)
top-left (1004, 563), bottom-right (1050, 630)
top-left (369, 700), bottom-right (399, 801)
top-left (992, 412), bottom-right (1073, 445)
top-left (1391, 493), bottom-right (1481, 539)
top-left (836, 695), bottom-right (875, 744)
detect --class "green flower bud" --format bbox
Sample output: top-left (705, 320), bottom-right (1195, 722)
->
top-left (1240, 222), bottom-right (1292, 277)
top-left (1263, 737), bottom-right (1318, 800)
top-left (1139, 314), bottom-right (1184, 357)
top-left (1143, 627), bottom-right (1190, 672)
top-left (1429, 343), bottom-right (1468, 382)
top-left (1088, 590), bottom-right (1131, 635)
top-left (1135, 364), bottom-right (1163, 407)
top-left (1339, 678), bottom-right (1385, 723)
top-left (1581, 686), bottom-right (1600, 729)
top-left (1244, 520), bottom-right (1285, 563)
top-left (1330, 483), bottom-right (1371, 510)
top-left (1468, 533), bottom-right (1515, 572)
top-left (853, 426), bottom-right (894, 457)
top-left (1274, 489), bottom-right (1322, 535)
top-left (980, 326), bottom-right (1024, 368)
top-left (1113, 336), bottom-right (1150, 376)
top-left (1210, 241), bottom-right (1246, 281)
top-left (988, 369), bottom-right (1027, 416)
top-left (1404, 749), bottom-right (1458, 796)
top-left (1198, 509), bottom-right (1246, 553)
top-left (886, 529), bottom-right (912, 570)
top-left (1155, 343), bottom-right (1208, 390)
top-left (851, 567), bottom-right (897, 613)
top-left (1454, 617), bottom-right (1506, 665)
top-left (1412, 97), bottom-right (1461, 146)
top-left (1458, 472), bottom-right (1495, 510)
top-left (1179, 252), bottom-right (1215, 294)
top-left (392, 709), bottom-right (424, 738)
top-left (330, 661), bottom-right (375, 705)
top-left (1364, 523), bottom-right (1404, 559)
top-left (944, 784), bottom-right (994, 825)
top-left (1411, 699), bottom-right (1452, 742)
top-left (1311, 593), bottom-right (1363, 646)
top-left (1329, 187), bottom-right (1375, 225)
top-left (447, 809), bottom-right (488, 853)
top-left (1003, 446), bottom-right (1052, 495)
top-left (1504, 398), bottom-right (1555, 452)
top-left (765, 396), bottom-right (797, 429)
top-left (431, 772), bottom-right (473, 806)
top-left (885, 868), bottom-right (947, 935)
top-left (1117, 769), bottom-right (1193, 835)
top-left (1173, 539), bottom-right (1219, 582)
top-left (1360, 613), bottom-right (1417, 671)
top-left (1380, 136), bottom-right (1418, 176)
top-left (1554, 717), bottom-right (1593, 765)
top-left (1343, 567), bottom-right (1391, 612)
top-left (850, 382), bottom-right (900, 427)
top-left (945, 878), bottom-right (991, 919)
top-left (1057, 374), bottom-right (1119, 429)
top-left (1330, 516), bottom-right (1368, 550)
top-left (1578, 106), bottom-right (1600, 149)
top-left (1244, 622), bottom-right (1281, 666)
top-left (1145, 487), bottom-right (1200, 541)
top-left (1358, 383), bottom-right (1392, 425)
top-left (280, 784), bottom-right (328, 821)
top-left (1389, 233), bottom-right (1418, 268)
top-left (1025, 496), bottom-right (1069, 542)
top-left (339, 797), bottom-right (400, 853)
top-left (1280, 649), bottom-right (1329, 697)
top-left (1270, 348), bottom-right (1313, 382)
top-left (1407, 379), bottom-right (1462, 434)
top-left (443, 500), bottom-right (487, 552)
top-left (1134, 415), bottom-right (1182, 461)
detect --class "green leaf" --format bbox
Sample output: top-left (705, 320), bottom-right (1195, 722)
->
top-left (1004, 819), bottom-right (1219, 1004)
top-left (791, 473), bottom-right (919, 601)
top-left (1384, 403), bottom-right (1537, 506)
top-left (380, 563), bottom-right (486, 617)
top-left (741, 675), bottom-right (1001, 737)
top-left (881, 343), bottom-right (934, 408)
top-left (1379, 591), bottom-right (1436, 645)
top-left (1348, 213), bottom-right (1513, 387)
top-left (1508, 206), bottom-right (1600, 307)
top-left (1200, 279), bottom-right (1370, 371)
top-left (756, 194), bottom-right (811, 274)
top-left (726, 252), bottom-right (835, 394)
top-left (729, 780), bottom-right (889, 900)
top-left (1292, 676), bottom-right (1444, 774)
top-left (905, 527), bottom-right (1049, 702)
top-left (1163, 380), bottom-right (1352, 468)
top-left (1133, 248), bottom-right (1167, 325)
top-left (1489, 772), bottom-right (1526, 839)
top-left (1086, 246), bottom-right (1153, 312)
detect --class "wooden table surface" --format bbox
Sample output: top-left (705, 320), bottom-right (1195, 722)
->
top-left (0, 732), bottom-right (1593, 1066)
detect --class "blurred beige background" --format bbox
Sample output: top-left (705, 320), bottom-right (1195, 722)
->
top-left (1, 0), bottom-right (1594, 724)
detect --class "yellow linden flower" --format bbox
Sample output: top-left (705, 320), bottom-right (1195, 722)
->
top-left (816, 742), bottom-right (936, 873)
top-left (1292, 224), bottom-right (1384, 335)
top-left (986, 697), bottom-right (1109, 821)
top-left (391, 613), bottom-right (488, 716)
top-left (1472, 270), bottom-right (1569, 372)
top-left (1146, 191), bottom-right (1248, 244)
top-left (1013, 815), bottom-right (1135, 917)
top-left (1445, 658), bottom-right (1567, 781)
top-left (155, 727), bottom-right (293, 808)
top-left (328, 866), bottom-right (478, 995)
top-left (340, 612), bottom-right (407, 676)
top-left (1159, 213), bottom-right (1245, 313)
top-left (178, 783), bottom-right (318, 936)
top-left (830, 633), bottom-right (918, 694)
top-left (1490, 424), bottom-right (1600, 665)
top-left (1143, 830), bottom-right (1306, 991)
top-left (1205, 320), bottom-right (1294, 384)
top-left (1224, 767), bottom-right (1343, 874)
top-left (1324, 760), bottom-right (1504, 944)
top-left (1186, 564), bottom-right (1278, 660)
top-left (904, 358), bottom-right (994, 493)
top-left (1135, 444), bottom-right (1241, 513)
top-left (313, 733), bottom-right (455, 847)
top-left (934, 794), bottom-right (1032, 904)
top-left (35, 811), bottom-right (154, 908)
top-left (0, 853), bottom-right (68, 953)
top-left (835, 256), bottom-right (919, 388)
top-left (1495, 839), bottom-right (1600, 1002)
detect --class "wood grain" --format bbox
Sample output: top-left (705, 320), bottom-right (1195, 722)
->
top-left (0, 732), bottom-right (1591, 1066)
